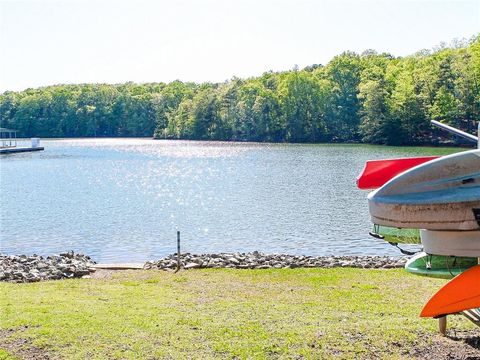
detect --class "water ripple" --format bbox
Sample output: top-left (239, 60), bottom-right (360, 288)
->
top-left (0, 139), bottom-right (456, 262)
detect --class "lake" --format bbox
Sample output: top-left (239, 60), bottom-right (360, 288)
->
top-left (0, 139), bottom-right (457, 262)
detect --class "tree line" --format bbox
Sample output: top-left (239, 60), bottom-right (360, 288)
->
top-left (1, 37), bottom-right (479, 145)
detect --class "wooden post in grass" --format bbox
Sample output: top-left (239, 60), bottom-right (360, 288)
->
top-left (439, 316), bottom-right (447, 336)
top-left (175, 231), bottom-right (181, 273)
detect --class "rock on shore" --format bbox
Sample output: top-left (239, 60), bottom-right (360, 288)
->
top-left (0, 251), bottom-right (408, 283)
top-left (144, 252), bottom-right (408, 270)
top-left (0, 252), bottom-right (96, 283)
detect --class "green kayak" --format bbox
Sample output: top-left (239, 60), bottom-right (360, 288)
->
top-left (369, 224), bottom-right (421, 244)
top-left (405, 252), bottom-right (478, 279)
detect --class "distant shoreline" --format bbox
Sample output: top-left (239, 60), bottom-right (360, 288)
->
top-left (12, 136), bottom-right (474, 148)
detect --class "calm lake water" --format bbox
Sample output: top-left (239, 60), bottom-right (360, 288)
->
top-left (0, 139), bottom-right (457, 262)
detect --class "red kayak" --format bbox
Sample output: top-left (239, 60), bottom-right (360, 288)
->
top-left (421, 265), bottom-right (480, 318)
top-left (356, 156), bottom-right (439, 190)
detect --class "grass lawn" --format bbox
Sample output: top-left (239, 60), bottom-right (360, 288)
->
top-left (0, 268), bottom-right (478, 359)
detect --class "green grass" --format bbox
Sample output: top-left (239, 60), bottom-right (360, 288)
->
top-left (0, 349), bottom-right (18, 360)
top-left (0, 268), bottom-right (475, 359)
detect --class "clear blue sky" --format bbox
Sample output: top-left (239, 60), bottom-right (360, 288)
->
top-left (0, 0), bottom-right (478, 92)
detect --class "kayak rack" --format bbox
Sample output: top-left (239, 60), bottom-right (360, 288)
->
top-left (422, 121), bottom-right (479, 335)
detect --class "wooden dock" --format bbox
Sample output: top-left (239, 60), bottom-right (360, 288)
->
top-left (90, 263), bottom-right (145, 270)
top-left (0, 146), bottom-right (44, 154)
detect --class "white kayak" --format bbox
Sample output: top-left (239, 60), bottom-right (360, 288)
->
top-left (421, 230), bottom-right (480, 257)
top-left (368, 149), bottom-right (480, 231)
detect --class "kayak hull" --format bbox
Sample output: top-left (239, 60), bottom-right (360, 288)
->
top-left (405, 252), bottom-right (478, 279)
top-left (421, 265), bottom-right (480, 318)
top-left (357, 156), bottom-right (439, 190)
top-left (370, 225), bottom-right (421, 244)
top-left (369, 199), bottom-right (480, 230)
top-left (420, 230), bottom-right (480, 257)
top-left (368, 149), bottom-right (480, 231)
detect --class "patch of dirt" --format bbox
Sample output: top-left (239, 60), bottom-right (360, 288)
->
top-left (88, 268), bottom-right (158, 280)
top-left (0, 327), bottom-right (52, 360)
top-left (88, 269), bottom-right (116, 279)
top-left (412, 330), bottom-right (480, 360)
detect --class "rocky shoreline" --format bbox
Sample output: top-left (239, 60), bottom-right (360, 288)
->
top-left (144, 252), bottom-right (408, 271)
top-left (0, 252), bottom-right (96, 283)
top-left (0, 251), bottom-right (408, 283)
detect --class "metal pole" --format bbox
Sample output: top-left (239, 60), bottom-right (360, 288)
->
top-left (175, 231), bottom-right (181, 273)
top-left (431, 120), bottom-right (478, 144)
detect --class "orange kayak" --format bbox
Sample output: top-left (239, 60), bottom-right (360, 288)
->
top-left (356, 156), bottom-right (439, 190)
top-left (421, 265), bottom-right (480, 318)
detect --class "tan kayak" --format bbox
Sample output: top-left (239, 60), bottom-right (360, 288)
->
top-left (368, 149), bottom-right (480, 231)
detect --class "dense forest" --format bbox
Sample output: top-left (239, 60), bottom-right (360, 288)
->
top-left (1, 37), bottom-right (479, 145)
